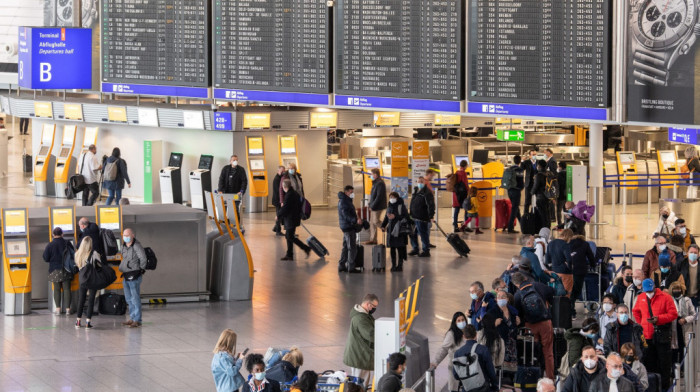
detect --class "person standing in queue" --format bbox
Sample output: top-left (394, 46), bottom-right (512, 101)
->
top-left (75, 236), bottom-right (101, 329)
top-left (343, 294), bottom-right (379, 388)
top-left (79, 144), bottom-right (102, 206)
top-left (451, 160), bottom-right (470, 233)
top-left (119, 228), bottom-right (147, 328)
top-left (218, 155), bottom-right (248, 230)
top-left (365, 168), bottom-right (387, 246)
top-left (271, 166), bottom-right (285, 237)
top-left (678, 244), bottom-right (700, 306)
top-left (408, 177), bottom-right (435, 258)
top-left (77, 217), bottom-right (105, 259)
top-left (278, 179), bottom-right (311, 261)
top-left (555, 162), bottom-right (568, 226)
top-left (376, 353), bottom-right (406, 392)
top-left (43, 227), bottom-right (73, 314)
top-left (531, 159), bottom-right (550, 230)
top-left (521, 150), bottom-right (538, 212)
top-left (381, 191), bottom-right (409, 272)
top-left (338, 185), bottom-right (363, 273)
top-left (506, 155), bottom-right (525, 234)
top-left (103, 147), bottom-right (131, 205)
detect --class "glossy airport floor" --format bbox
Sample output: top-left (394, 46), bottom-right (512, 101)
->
top-left (0, 122), bottom-right (696, 391)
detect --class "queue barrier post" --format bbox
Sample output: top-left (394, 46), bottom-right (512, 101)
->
top-left (674, 181), bottom-right (678, 199)
top-left (622, 174), bottom-right (627, 216)
top-left (647, 177), bottom-right (652, 218)
top-left (611, 183), bottom-right (616, 226)
top-left (685, 332), bottom-right (695, 392)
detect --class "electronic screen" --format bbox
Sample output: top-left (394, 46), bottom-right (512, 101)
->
top-left (281, 147), bottom-right (296, 154)
top-left (198, 155), bottom-right (214, 170)
top-left (250, 159), bottom-right (265, 171)
top-left (4, 239), bottom-right (28, 257)
top-left (364, 157), bottom-right (380, 168)
top-left (660, 151), bottom-right (677, 164)
top-left (454, 156), bottom-right (470, 168)
top-left (619, 153), bottom-right (635, 164)
top-left (169, 153), bottom-right (183, 168)
top-left (38, 146), bottom-right (49, 156)
top-left (59, 147), bottom-right (71, 157)
top-left (472, 150), bottom-right (490, 165)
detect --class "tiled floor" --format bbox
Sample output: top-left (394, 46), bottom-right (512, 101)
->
top-left (0, 121), bottom-right (697, 390)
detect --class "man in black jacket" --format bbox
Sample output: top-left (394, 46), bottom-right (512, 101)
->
top-left (506, 155), bottom-right (525, 234)
top-left (678, 244), bottom-right (700, 306)
top-left (561, 346), bottom-right (606, 392)
top-left (531, 159), bottom-right (550, 230)
top-left (366, 168), bottom-right (387, 245)
top-left (338, 186), bottom-right (363, 273)
top-left (521, 150), bottom-right (538, 211)
top-left (556, 162), bottom-right (568, 226)
top-left (603, 304), bottom-right (645, 358)
top-left (408, 177), bottom-right (435, 257)
top-left (278, 179), bottom-right (311, 261)
top-left (43, 227), bottom-right (72, 314)
top-left (376, 353), bottom-right (405, 392)
top-left (589, 353), bottom-right (636, 392)
top-left (271, 166), bottom-right (286, 236)
top-left (218, 155), bottom-right (248, 227)
top-left (78, 217), bottom-right (105, 257)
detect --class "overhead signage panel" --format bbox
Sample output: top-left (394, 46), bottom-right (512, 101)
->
top-left (336, 95), bottom-right (462, 112)
top-left (310, 112), bottom-right (338, 129)
top-left (668, 128), bottom-right (699, 145)
top-left (213, 112), bottom-right (233, 131)
top-left (243, 113), bottom-right (271, 130)
top-left (213, 89), bottom-right (328, 105)
top-left (102, 83), bottom-right (209, 99)
top-left (467, 102), bottom-right (608, 121)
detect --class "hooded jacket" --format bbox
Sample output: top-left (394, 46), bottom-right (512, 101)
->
top-left (632, 288), bottom-right (678, 340)
top-left (564, 327), bottom-right (597, 367)
top-left (338, 191), bottom-right (358, 232)
top-left (561, 358), bottom-right (606, 392)
top-left (343, 304), bottom-right (375, 370)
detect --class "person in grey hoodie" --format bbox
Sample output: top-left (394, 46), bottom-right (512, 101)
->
top-left (118, 228), bottom-right (147, 328)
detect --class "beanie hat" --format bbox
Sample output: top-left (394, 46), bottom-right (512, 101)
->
top-left (659, 251), bottom-right (671, 267)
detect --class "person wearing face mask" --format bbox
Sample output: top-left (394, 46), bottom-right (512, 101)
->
top-left (668, 281), bottom-right (696, 365)
top-left (556, 200), bottom-right (586, 236)
top-left (632, 279), bottom-right (678, 391)
top-left (589, 353), bottom-right (635, 392)
top-left (620, 342), bottom-right (649, 391)
top-left (603, 304), bottom-right (645, 359)
top-left (642, 235), bottom-right (676, 279)
top-left (451, 159), bottom-right (470, 233)
top-left (555, 162), bottom-right (567, 226)
top-left (568, 234), bottom-right (596, 320)
top-left (624, 269), bottom-right (645, 320)
top-left (381, 192), bottom-right (409, 272)
top-left (530, 159), bottom-right (550, 231)
top-left (376, 353), bottom-right (406, 392)
top-left (476, 312), bottom-right (505, 370)
top-left (467, 281), bottom-right (497, 329)
top-left (408, 177), bottom-right (435, 257)
top-left (611, 266), bottom-right (633, 305)
top-left (278, 162), bottom-right (304, 208)
top-left (337, 185), bottom-right (363, 273)
top-left (564, 318), bottom-right (600, 367)
top-left (653, 206), bottom-right (677, 237)
top-left (650, 251), bottom-right (684, 291)
top-left (366, 168), bottom-right (387, 246)
top-left (271, 166), bottom-right (286, 236)
top-left (560, 346), bottom-right (605, 392)
top-left (118, 228), bottom-right (147, 328)
top-left (521, 150), bottom-right (538, 212)
top-left (77, 217), bottom-right (105, 260)
top-left (597, 294), bottom-right (618, 341)
top-left (431, 312), bottom-right (467, 392)
top-left (242, 354), bottom-right (281, 392)
top-left (452, 325), bottom-right (499, 392)
top-left (487, 290), bottom-right (520, 370)
top-left (343, 294), bottom-right (379, 389)
top-left (672, 218), bottom-right (696, 252)
top-left (218, 155), bottom-right (249, 226)
top-left (678, 244), bottom-right (700, 306)
top-left (278, 179), bottom-right (311, 261)
top-left (668, 234), bottom-right (687, 264)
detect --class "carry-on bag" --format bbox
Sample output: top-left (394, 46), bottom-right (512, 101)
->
top-left (552, 328), bottom-right (568, 376)
top-left (551, 295), bottom-right (572, 329)
top-left (371, 232), bottom-right (386, 272)
top-left (99, 292), bottom-right (127, 315)
top-left (435, 221), bottom-right (470, 257)
top-left (300, 222), bottom-right (329, 258)
top-left (353, 232), bottom-right (364, 271)
top-left (514, 328), bottom-right (542, 392)
top-left (520, 208), bottom-right (540, 235)
top-left (495, 199), bottom-right (512, 231)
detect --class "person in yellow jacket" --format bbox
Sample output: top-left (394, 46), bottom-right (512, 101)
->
top-left (460, 187), bottom-right (484, 234)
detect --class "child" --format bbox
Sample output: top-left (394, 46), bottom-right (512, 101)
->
top-left (212, 329), bottom-right (246, 392)
top-left (460, 187), bottom-right (483, 234)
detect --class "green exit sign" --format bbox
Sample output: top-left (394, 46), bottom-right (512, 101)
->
top-left (496, 129), bottom-right (524, 141)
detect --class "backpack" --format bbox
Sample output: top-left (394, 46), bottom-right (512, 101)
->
top-left (62, 242), bottom-right (78, 274)
top-left (544, 172), bottom-right (559, 199)
top-left (452, 344), bottom-right (486, 392)
top-left (445, 174), bottom-right (457, 192)
top-left (462, 196), bottom-right (472, 211)
top-left (144, 247), bottom-right (158, 270)
top-left (100, 228), bottom-right (119, 256)
top-left (300, 197), bottom-right (312, 220)
top-left (500, 167), bottom-right (517, 189)
top-left (454, 181), bottom-right (468, 204)
top-left (103, 158), bottom-right (119, 181)
top-left (520, 283), bottom-right (548, 323)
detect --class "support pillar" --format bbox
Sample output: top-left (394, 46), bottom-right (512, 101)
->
top-left (589, 124), bottom-right (604, 239)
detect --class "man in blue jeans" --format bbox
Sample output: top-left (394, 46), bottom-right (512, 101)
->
top-left (408, 177), bottom-right (435, 257)
top-left (119, 228), bottom-right (147, 328)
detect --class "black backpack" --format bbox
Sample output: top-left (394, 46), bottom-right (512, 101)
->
top-left (62, 242), bottom-right (78, 274)
top-left (520, 283), bottom-right (548, 323)
top-left (144, 247), bottom-right (158, 270)
top-left (100, 229), bottom-right (119, 257)
top-left (454, 181), bottom-right (468, 205)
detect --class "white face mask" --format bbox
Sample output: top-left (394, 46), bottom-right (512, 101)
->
top-left (231, 160), bottom-right (238, 167)
top-left (657, 244), bottom-right (667, 252)
top-left (456, 321), bottom-right (467, 330)
top-left (680, 227), bottom-right (687, 236)
top-left (602, 303), bottom-right (613, 313)
top-left (610, 368), bottom-right (622, 380)
top-left (349, 192), bottom-right (355, 199)
top-left (583, 359), bottom-right (597, 370)
top-left (389, 198), bottom-right (397, 204)
top-left (633, 279), bottom-right (642, 287)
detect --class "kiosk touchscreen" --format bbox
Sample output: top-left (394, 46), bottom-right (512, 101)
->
top-left (2, 208), bottom-right (31, 315)
top-left (79, 127), bottom-right (99, 157)
top-left (48, 206), bottom-right (78, 313)
top-left (278, 135), bottom-right (299, 169)
top-left (35, 124), bottom-right (57, 197)
top-left (452, 154), bottom-right (473, 178)
top-left (363, 156), bottom-right (382, 195)
top-left (246, 136), bottom-right (268, 212)
top-left (96, 205), bottom-right (123, 290)
top-left (616, 151), bottom-right (639, 189)
top-left (54, 125), bottom-right (78, 198)
top-left (160, 152), bottom-right (184, 204)
top-left (190, 155), bottom-right (214, 210)
top-left (657, 150), bottom-right (679, 189)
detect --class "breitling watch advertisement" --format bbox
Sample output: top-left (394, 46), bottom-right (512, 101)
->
top-left (627, 0), bottom-right (699, 123)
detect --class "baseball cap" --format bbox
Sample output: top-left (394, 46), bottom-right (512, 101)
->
top-left (642, 279), bottom-right (655, 292)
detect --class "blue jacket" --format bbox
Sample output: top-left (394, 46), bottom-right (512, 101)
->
top-left (546, 239), bottom-right (572, 274)
top-left (469, 291), bottom-right (497, 329)
top-left (338, 191), bottom-right (358, 232)
top-left (520, 247), bottom-right (548, 284)
top-left (453, 340), bottom-right (498, 391)
top-left (212, 352), bottom-right (245, 392)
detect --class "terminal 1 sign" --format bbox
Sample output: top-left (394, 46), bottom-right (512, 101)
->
top-left (668, 128), bottom-right (699, 145)
top-left (18, 27), bottom-right (92, 90)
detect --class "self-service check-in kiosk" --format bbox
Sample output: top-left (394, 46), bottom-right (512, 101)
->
top-left (2, 208), bottom-right (31, 315)
top-left (246, 136), bottom-right (268, 213)
top-left (451, 154), bottom-right (472, 180)
top-left (48, 206), bottom-right (78, 313)
top-left (617, 151), bottom-right (639, 204)
top-left (658, 150), bottom-right (679, 199)
top-left (189, 155), bottom-right (214, 210)
top-left (278, 135), bottom-right (299, 169)
top-left (54, 125), bottom-right (78, 198)
top-left (160, 152), bottom-right (184, 204)
top-left (95, 205), bottom-right (123, 290)
top-left (363, 156), bottom-right (382, 196)
top-left (35, 124), bottom-right (57, 196)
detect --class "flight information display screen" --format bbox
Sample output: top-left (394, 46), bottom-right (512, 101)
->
top-left (335, 0), bottom-right (463, 101)
top-left (468, 0), bottom-right (610, 108)
top-left (213, 0), bottom-right (330, 93)
top-left (102, 0), bottom-right (209, 88)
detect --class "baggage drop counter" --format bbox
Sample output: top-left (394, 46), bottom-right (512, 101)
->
top-left (0, 204), bottom-right (209, 307)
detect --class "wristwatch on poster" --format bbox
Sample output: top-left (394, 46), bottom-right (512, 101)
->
top-left (630, 0), bottom-right (700, 86)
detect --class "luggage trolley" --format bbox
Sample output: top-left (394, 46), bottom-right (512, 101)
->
top-left (578, 246), bottom-right (615, 313)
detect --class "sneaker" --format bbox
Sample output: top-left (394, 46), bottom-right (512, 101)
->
top-left (122, 320), bottom-right (134, 326)
top-left (75, 319), bottom-right (82, 329)
top-left (128, 322), bottom-right (141, 328)
top-left (54, 308), bottom-right (61, 315)
top-left (428, 244), bottom-right (436, 249)
top-left (408, 250), bottom-right (419, 256)
top-left (418, 252), bottom-right (431, 257)
top-left (475, 229), bottom-right (484, 234)
top-left (86, 322), bottom-right (93, 329)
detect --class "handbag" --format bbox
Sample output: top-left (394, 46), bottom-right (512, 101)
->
top-left (48, 269), bottom-right (72, 283)
top-left (79, 253), bottom-right (117, 290)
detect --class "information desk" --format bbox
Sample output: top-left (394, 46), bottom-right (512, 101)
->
top-left (0, 205), bottom-right (208, 307)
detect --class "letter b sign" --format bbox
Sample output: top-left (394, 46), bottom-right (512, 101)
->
top-left (40, 63), bottom-right (52, 82)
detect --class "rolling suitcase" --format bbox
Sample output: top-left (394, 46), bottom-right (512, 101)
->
top-left (514, 328), bottom-right (541, 392)
top-left (371, 232), bottom-right (386, 272)
top-left (300, 222), bottom-right (329, 258)
top-left (520, 208), bottom-right (540, 235)
top-left (551, 296), bottom-right (572, 329)
top-left (495, 199), bottom-right (512, 231)
top-left (646, 373), bottom-right (661, 392)
top-left (352, 232), bottom-right (364, 271)
top-left (552, 328), bottom-right (568, 375)
top-left (22, 153), bottom-right (32, 173)
top-left (435, 222), bottom-right (470, 257)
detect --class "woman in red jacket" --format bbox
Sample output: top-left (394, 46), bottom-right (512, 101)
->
top-left (451, 160), bottom-right (469, 232)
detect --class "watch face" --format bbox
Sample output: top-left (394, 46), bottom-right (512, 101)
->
top-left (635, 0), bottom-right (697, 49)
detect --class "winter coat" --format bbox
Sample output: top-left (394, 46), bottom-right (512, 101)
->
top-left (432, 329), bottom-right (464, 392)
top-left (561, 358), bottom-right (605, 392)
top-left (610, 278), bottom-right (628, 305)
top-left (103, 156), bottom-right (131, 190)
top-left (547, 239), bottom-right (572, 274)
top-left (337, 192), bottom-right (358, 233)
top-left (476, 330), bottom-right (505, 368)
top-left (564, 327), bottom-right (597, 367)
top-left (654, 211), bottom-right (677, 236)
top-left (672, 295), bottom-right (696, 347)
top-left (279, 172), bottom-right (304, 202)
top-left (628, 360), bottom-right (649, 391)
top-left (651, 266), bottom-right (685, 291)
top-left (487, 305), bottom-right (520, 342)
top-left (603, 321), bottom-right (645, 359)
top-left (468, 291), bottom-right (497, 329)
top-left (369, 177), bottom-right (387, 211)
top-left (452, 170), bottom-right (470, 207)
top-left (278, 188), bottom-right (303, 229)
top-left (265, 360), bottom-right (299, 384)
top-left (521, 159), bottom-right (537, 189)
top-left (642, 248), bottom-right (676, 279)
top-left (211, 352), bottom-right (246, 392)
top-left (632, 288), bottom-right (679, 340)
top-left (409, 186), bottom-right (435, 222)
top-left (272, 174), bottom-right (282, 207)
top-left (43, 237), bottom-right (69, 273)
top-left (588, 372), bottom-right (635, 392)
top-left (678, 259), bottom-right (700, 298)
top-left (343, 305), bottom-right (375, 370)
top-left (624, 285), bottom-right (643, 322)
top-left (218, 165), bottom-right (248, 194)
top-left (569, 238), bottom-right (596, 276)
top-left (381, 199), bottom-right (410, 248)
top-left (453, 340), bottom-right (498, 390)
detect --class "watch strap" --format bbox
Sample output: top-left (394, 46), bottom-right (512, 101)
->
top-left (632, 48), bottom-right (669, 86)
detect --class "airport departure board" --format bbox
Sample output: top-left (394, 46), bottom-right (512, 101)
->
top-left (213, 0), bottom-right (330, 93)
top-left (469, 0), bottom-right (610, 108)
top-left (335, 0), bottom-right (463, 101)
top-left (102, 0), bottom-right (209, 88)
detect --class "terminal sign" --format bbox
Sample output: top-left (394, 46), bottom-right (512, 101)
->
top-left (214, 112), bottom-right (233, 131)
top-left (668, 128), bottom-right (699, 145)
top-left (18, 27), bottom-right (92, 90)
top-left (496, 129), bottom-right (525, 142)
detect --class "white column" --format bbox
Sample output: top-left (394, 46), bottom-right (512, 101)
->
top-left (589, 124), bottom-right (604, 239)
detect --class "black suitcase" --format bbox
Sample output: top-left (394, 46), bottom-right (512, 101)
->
top-left (553, 328), bottom-right (568, 375)
top-left (353, 241), bottom-right (364, 271)
top-left (300, 222), bottom-right (329, 258)
top-left (372, 231), bottom-right (386, 272)
top-left (435, 222), bottom-right (470, 257)
top-left (99, 292), bottom-right (127, 315)
top-left (516, 328), bottom-right (543, 369)
top-left (551, 296), bottom-right (572, 329)
top-left (520, 208), bottom-right (540, 235)
top-left (22, 154), bottom-right (32, 173)
top-left (514, 328), bottom-right (542, 392)
top-left (647, 373), bottom-right (661, 392)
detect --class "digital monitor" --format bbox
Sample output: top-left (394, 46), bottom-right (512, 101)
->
top-left (454, 155), bottom-right (470, 168)
top-left (364, 157), bottom-right (380, 168)
top-left (472, 150), bottom-right (489, 165)
top-left (59, 147), bottom-right (71, 157)
top-left (3, 210), bottom-right (27, 235)
top-left (247, 137), bottom-right (264, 155)
top-left (660, 151), bottom-right (677, 164)
top-left (4, 239), bottom-right (28, 257)
top-left (279, 136), bottom-right (296, 154)
top-left (619, 153), bottom-right (635, 164)
top-left (38, 146), bottom-right (49, 156)
top-left (250, 159), bottom-right (265, 171)
top-left (198, 155), bottom-right (214, 170)
top-left (169, 153), bottom-right (183, 168)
